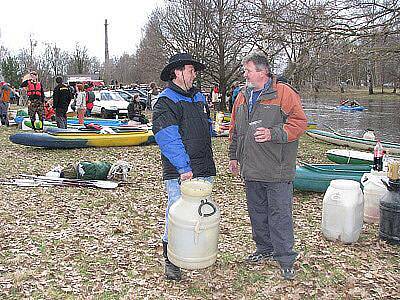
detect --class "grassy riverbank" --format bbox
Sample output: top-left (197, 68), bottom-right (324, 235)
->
top-left (0, 126), bottom-right (398, 299)
top-left (303, 87), bottom-right (400, 101)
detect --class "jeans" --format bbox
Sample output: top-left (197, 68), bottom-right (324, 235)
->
top-left (162, 176), bottom-right (214, 242)
top-left (0, 101), bottom-right (9, 126)
top-left (77, 108), bottom-right (86, 124)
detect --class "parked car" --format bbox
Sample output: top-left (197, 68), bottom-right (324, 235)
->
top-left (91, 90), bottom-right (128, 118)
top-left (126, 89), bottom-right (151, 107)
top-left (115, 89), bottom-right (147, 110)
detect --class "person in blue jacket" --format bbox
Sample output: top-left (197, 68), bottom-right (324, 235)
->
top-left (230, 81), bottom-right (241, 112)
top-left (152, 53), bottom-right (216, 281)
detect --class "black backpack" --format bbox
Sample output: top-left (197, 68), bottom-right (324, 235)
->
top-left (87, 91), bottom-right (96, 103)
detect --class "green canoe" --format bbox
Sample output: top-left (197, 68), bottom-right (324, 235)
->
top-left (306, 129), bottom-right (400, 154)
top-left (326, 149), bottom-right (373, 165)
top-left (294, 163), bottom-right (372, 192)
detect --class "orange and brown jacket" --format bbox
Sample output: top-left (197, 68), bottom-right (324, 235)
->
top-left (228, 77), bottom-right (307, 182)
top-left (0, 87), bottom-right (11, 102)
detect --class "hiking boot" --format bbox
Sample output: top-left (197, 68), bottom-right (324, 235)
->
top-left (165, 259), bottom-right (182, 281)
top-left (162, 240), bottom-right (181, 281)
top-left (281, 267), bottom-right (296, 280)
top-left (245, 251), bottom-right (273, 264)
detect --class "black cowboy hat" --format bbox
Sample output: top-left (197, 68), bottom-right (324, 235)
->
top-left (160, 53), bottom-right (206, 82)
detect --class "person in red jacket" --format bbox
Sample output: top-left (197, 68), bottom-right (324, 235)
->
top-left (44, 99), bottom-right (55, 121)
top-left (21, 71), bottom-right (45, 130)
top-left (85, 84), bottom-right (95, 117)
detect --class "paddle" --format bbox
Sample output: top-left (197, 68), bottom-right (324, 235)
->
top-left (19, 174), bottom-right (119, 189)
top-left (0, 179), bottom-right (54, 187)
top-left (322, 124), bottom-right (337, 133)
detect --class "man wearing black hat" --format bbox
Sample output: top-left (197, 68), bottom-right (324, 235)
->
top-left (53, 76), bottom-right (72, 128)
top-left (153, 53), bottom-right (216, 281)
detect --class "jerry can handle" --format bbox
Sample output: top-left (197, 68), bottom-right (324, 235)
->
top-left (361, 174), bottom-right (369, 183)
top-left (381, 178), bottom-right (393, 191)
top-left (198, 199), bottom-right (216, 217)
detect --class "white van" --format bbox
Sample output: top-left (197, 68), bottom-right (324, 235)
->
top-left (91, 90), bottom-right (128, 118)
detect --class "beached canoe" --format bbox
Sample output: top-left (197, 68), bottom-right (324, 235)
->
top-left (9, 127), bottom-right (154, 148)
top-left (306, 129), bottom-right (400, 155)
top-left (22, 117), bottom-right (130, 130)
top-left (337, 105), bottom-right (366, 111)
top-left (326, 149), bottom-right (374, 165)
top-left (294, 163), bottom-right (372, 192)
top-left (307, 122), bottom-right (317, 130)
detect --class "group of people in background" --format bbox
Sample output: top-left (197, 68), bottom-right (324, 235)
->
top-left (3, 70), bottom-right (238, 131)
top-left (208, 81), bottom-right (242, 113)
top-left (0, 71), bottom-right (46, 130)
top-left (5, 72), bottom-right (156, 130)
top-left (12, 73), bottom-right (98, 129)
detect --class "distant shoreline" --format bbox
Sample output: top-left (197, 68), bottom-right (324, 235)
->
top-left (302, 87), bottom-right (400, 101)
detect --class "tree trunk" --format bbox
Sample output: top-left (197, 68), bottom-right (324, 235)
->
top-left (367, 71), bottom-right (373, 95)
top-left (219, 84), bottom-right (227, 112)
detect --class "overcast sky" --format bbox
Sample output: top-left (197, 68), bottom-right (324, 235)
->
top-left (0, 0), bottom-right (163, 62)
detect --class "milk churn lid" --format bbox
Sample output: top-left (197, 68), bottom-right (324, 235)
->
top-left (181, 179), bottom-right (212, 197)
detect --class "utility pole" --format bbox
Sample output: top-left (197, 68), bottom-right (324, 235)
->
top-left (29, 34), bottom-right (37, 70)
top-left (104, 19), bottom-right (110, 85)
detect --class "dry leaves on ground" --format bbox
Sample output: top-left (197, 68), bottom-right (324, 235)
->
top-left (0, 127), bottom-right (399, 299)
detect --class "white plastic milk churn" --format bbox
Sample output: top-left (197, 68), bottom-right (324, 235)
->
top-left (168, 179), bottom-right (220, 269)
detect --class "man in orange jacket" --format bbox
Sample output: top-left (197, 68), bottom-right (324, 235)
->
top-left (0, 84), bottom-right (11, 126)
top-left (228, 52), bottom-right (307, 280)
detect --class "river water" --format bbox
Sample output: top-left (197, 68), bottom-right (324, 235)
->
top-left (302, 98), bottom-right (400, 143)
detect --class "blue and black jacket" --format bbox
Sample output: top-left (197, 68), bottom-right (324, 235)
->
top-left (152, 82), bottom-right (216, 180)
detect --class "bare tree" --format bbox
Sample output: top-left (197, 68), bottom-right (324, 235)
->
top-left (246, 0), bottom-right (400, 92)
top-left (17, 49), bottom-right (33, 80)
top-left (68, 43), bottom-right (90, 74)
top-left (144, 0), bottom-right (254, 109)
top-left (42, 43), bottom-right (70, 78)
top-left (199, 0), bottom-right (255, 106)
top-left (135, 9), bottom-right (170, 85)
top-left (113, 53), bottom-right (137, 85)
top-left (35, 43), bottom-right (69, 89)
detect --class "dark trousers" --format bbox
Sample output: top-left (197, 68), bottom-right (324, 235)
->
top-left (245, 180), bottom-right (298, 268)
top-left (0, 101), bottom-right (9, 126)
top-left (55, 110), bottom-right (67, 129)
top-left (129, 114), bottom-right (146, 124)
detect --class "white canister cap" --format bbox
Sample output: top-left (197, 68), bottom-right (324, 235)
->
top-left (330, 179), bottom-right (360, 190)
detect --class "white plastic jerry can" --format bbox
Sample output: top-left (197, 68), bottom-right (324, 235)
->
top-left (322, 179), bottom-right (364, 243)
top-left (167, 179), bottom-right (220, 270)
top-left (361, 170), bottom-right (387, 223)
top-left (362, 130), bottom-right (376, 140)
